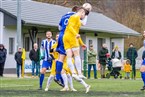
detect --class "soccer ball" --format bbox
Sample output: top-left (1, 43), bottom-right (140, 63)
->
top-left (82, 3), bottom-right (92, 11)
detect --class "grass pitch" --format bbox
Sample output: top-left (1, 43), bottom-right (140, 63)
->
top-left (0, 76), bottom-right (145, 97)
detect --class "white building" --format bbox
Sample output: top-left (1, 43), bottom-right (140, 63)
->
top-left (0, 1), bottom-right (140, 73)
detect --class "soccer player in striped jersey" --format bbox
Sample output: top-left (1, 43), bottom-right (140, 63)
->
top-left (63, 7), bottom-right (90, 93)
top-left (39, 31), bottom-right (55, 90)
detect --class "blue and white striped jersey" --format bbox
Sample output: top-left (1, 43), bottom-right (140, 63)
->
top-left (41, 39), bottom-right (56, 61)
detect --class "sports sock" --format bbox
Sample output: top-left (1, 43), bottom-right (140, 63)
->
top-left (74, 56), bottom-right (82, 75)
top-left (39, 74), bottom-right (44, 88)
top-left (67, 74), bottom-right (74, 89)
top-left (46, 75), bottom-right (54, 88)
top-left (56, 61), bottom-right (63, 80)
top-left (67, 58), bottom-right (75, 74)
top-left (61, 73), bottom-right (68, 88)
top-left (141, 72), bottom-right (145, 86)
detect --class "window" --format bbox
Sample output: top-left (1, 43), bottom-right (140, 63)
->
top-left (9, 38), bottom-right (14, 54)
top-left (111, 42), bottom-right (115, 50)
top-left (97, 38), bottom-right (106, 55)
top-left (37, 38), bottom-right (42, 48)
top-left (25, 37), bottom-right (30, 51)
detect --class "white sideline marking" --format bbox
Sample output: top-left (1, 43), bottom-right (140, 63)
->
top-left (1, 84), bottom-right (33, 87)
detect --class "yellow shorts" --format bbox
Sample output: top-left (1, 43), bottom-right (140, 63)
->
top-left (50, 60), bottom-right (56, 75)
top-left (63, 35), bottom-right (79, 50)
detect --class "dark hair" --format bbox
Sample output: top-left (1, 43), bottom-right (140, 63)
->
top-left (72, 5), bottom-right (79, 12)
top-left (77, 7), bottom-right (89, 15)
top-left (0, 44), bottom-right (4, 48)
top-left (126, 59), bottom-right (130, 64)
top-left (46, 30), bottom-right (53, 35)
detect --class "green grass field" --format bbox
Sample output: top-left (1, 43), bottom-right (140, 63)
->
top-left (0, 75), bottom-right (145, 97)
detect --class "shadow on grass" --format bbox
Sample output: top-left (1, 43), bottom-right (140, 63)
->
top-left (0, 89), bottom-right (145, 97)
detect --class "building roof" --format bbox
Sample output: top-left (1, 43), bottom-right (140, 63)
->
top-left (0, 1), bottom-right (140, 35)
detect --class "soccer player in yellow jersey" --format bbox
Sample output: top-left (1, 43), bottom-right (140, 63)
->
top-left (45, 34), bottom-right (76, 92)
top-left (63, 7), bottom-right (90, 93)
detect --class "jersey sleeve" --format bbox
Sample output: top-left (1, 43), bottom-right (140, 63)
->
top-left (78, 37), bottom-right (85, 46)
top-left (67, 15), bottom-right (79, 36)
top-left (81, 16), bottom-right (88, 26)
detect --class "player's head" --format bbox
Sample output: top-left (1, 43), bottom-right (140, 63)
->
top-left (55, 33), bottom-right (59, 41)
top-left (77, 7), bottom-right (88, 19)
top-left (72, 5), bottom-right (79, 12)
top-left (46, 31), bottom-right (52, 39)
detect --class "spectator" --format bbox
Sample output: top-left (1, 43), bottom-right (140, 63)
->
top-left (126, 43), bottom-right (138, 80)
top-left (29, 43), bottom-right (40, 78)
top-left (98, 43), bottom-right (108, 78)
top-left (14, 47), bottom-right (22, 78)
top-left (111, 46), bottom-right (122, 60)
top-left (87, 44), bottom-right (97, 79)
top-left (0, 44), bottom-right (7, 77)
top-left (124, 59), bottom-right (131, 79)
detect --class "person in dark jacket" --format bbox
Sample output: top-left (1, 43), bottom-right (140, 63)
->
top-left (99, 43), bottom-right (108, 78)
top-left (29, 43), bottom-right (40, 78)
top-left (126, 43), bottom-right (138, 80)
top-left (0, 44), bottom-right (7, 77)
top-left (15, 47), bottom-right (22, 78)
top-left (111, 46), bottom-right (122, 60)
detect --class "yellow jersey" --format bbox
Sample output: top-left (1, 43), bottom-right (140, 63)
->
top-left (63, 14), bottom-right (84, 49)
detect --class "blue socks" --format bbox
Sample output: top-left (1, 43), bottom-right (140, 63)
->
top-left (39, 74), bottom-right (44, 88)
top-left (141, 72), bottom-right (145, 86)
top-left (56, 61), bottom-right (63, 80)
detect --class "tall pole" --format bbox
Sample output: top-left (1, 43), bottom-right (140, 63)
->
top-left (17, 0), bottom-right (21, 48)
top-left (0, 0), bottom-right (4, 44)
top-left (83, 49), bottom-right (87, 77)
top-left (17, 0), bottom-right (25, 78)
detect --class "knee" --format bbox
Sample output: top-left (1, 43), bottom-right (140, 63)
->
top-left (41, 69), bottom-right (46, 74)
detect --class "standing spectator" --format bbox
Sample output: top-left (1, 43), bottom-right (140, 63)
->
top-left (98, 43), bottom-right (108, 78)
top-left (124, 59), bottom-right (131, 79)
top-left (29, 43), bottom-right (40, 78)
top-left (14, 47), bottom-right (22, 78)
top-left (126, 43), bottom-right (138, 80)
top-left (111, 46), bottom-right (122, 60)
top-left (87, 44), bottom-right (97, 79)
top-left (0, 44), bottom-right (7, 77)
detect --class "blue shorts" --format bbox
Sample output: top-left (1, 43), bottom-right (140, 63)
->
top-left (56, 34), bottom-right (66, 55)
top-left (42, 60), bottom-right (52, 69)
top-left (142, 60), bottom-right (145, 66)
